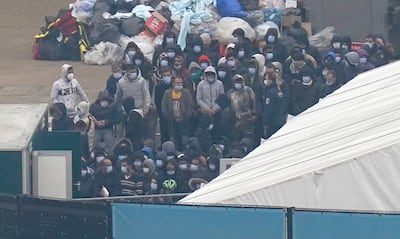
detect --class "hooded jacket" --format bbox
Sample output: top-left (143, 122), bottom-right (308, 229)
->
top-left (74, 101), bottom-right (96, 151)
top-left (50, 102), bottom-right (74, 131)
top-left (115, 68), bottom-right (151, 114)
top-left (51, 64), bottom-right (89, 118)
top-left (196, 66), bottom-right (225, 113)
top-left (89, 91), bottom-right (121, 130)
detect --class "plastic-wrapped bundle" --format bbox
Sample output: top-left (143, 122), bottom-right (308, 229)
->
top-left (213, 17), bottom-right (256, 45)
top-left (84, 41), bottom-right (123, 65)
top-left (309, 26), bottom-right (336, 49)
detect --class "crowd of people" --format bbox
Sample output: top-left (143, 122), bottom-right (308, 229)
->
top-left (49, 26), bottom-right (395, 199)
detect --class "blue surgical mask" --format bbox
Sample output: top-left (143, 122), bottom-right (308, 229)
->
top-left (218, 71), bottom-right (227, 78)
top-left (151, 183), bottom-right (158, 190)
top-left (166, 170), bottom-right (175, 175)
top-left (96, 156), bottom-right (105, 163)
top-left (208, 124), bottom-right (214, 130)
top-left (335, 56), bottom-right (341, 63)
top-left (134, 59), bottom-right (142, 66)
top-left (266, 53), bottom-right (274, 60)
top-left (322, 70), bottom-right (329, 77)
top-left (156, 159), bottom-right (163, 167)
top-left (174, 85), bottom-right (183, 91)
top-left (128, 72), bottom-right (138, 80)
top-left (121, 165), bottom-right (128, 174)
top-left (163, 76), bottom-right (172, 84)
top-left (100, 100), bottom-right (109, 108)
top-left (167, 52), bottom-right (175, 59)
top-left (160, 59), bottom-right (169, 67)
top-left (302, 76), bottom-right (312, 84)
top-left (232, 36), bottom-right (239, 43)
top-left (238, 50), bottom-right (245, 58)
top-left (248, 67), bottom-right (256, 75)
top-left (190, 164), bottom-right (199, 172)
top-left (133, 161), bottom-right (142, 168)
top-left (227, 60), bottom-right (235, 67)
top-left (234, 83), bottom-right (243, 90)
top-left (332, 42), bottom-right (341, 49)
top-left (267, 35), bottom-right (276, 43)
top-left (174, 64), bottom-right (182, 70)
top-left (200, 62), bottom-right (208, 70)
top-left (113, 72), bottom-right (122, 79)
top-left (127, 50), bottom-right (136, 57)
top-left (193, 45), bottom-right (201, 53)
top-left (179, 164), bottom-right (188, 170)
top-left (105, 165), bottom-right (113, 174)
top-left (166, 37), bottom-right (174, 44)
top-left (118, 155), bottom-right (128, 160)
top-left (359, 57), bottom-right (367, 64)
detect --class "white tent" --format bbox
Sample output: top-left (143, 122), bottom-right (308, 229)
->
top-left (179, 61), bottom-right (400, 212)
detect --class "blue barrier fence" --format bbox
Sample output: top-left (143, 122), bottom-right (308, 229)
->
top-left (112, 203), bottom-right (287, 239)
top-left (291, 209), bottom-right (400, 239)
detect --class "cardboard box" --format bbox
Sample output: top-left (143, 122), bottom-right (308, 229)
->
top-left (281, 15), bottom-right (302, 27)
top-left (145, 11), bottom-right (168, 35)
top-left (301, 22), bottom-right (312, 36)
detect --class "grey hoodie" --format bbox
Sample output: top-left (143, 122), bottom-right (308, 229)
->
top-left (196, 66), bottom-right (225, 112)
top-left (51, 64), bottom-right (89, 118)
top-left (115, 68), bottom-right (151, 114)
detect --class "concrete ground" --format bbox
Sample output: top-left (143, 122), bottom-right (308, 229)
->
top-left (0, 0), bottom-right (109, 104)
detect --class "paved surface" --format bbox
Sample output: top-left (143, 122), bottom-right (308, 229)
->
top-left (0, 0), bottom-right (109, 104)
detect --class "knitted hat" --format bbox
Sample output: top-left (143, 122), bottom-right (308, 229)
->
top-left (345, 51), bottom-right (360, 65)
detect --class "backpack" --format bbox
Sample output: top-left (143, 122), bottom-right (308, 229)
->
top-left (33, 11), bottom-right (91, 61)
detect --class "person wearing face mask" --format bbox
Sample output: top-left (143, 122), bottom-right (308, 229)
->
top-left (188, 62), bottom-right (202, 88)
top-left (164, 43), bottom-right (182, 66)
top-left (51, 64), bottom-right (89, 118)
top-left (173, 55), bottom-right (194, 98)
top-left (152, 31), bottom-right (177, 66)
top-left (341, 35), bottom-right (352, 54)
top-left (142, 158), bottom-right (160, 194)
top-left (291, 66), bottom-right (321, 115)
top-left (123, 41), bottom-right (141, 65)
top-left (105, 62), bottom-right (124, 99)
top-left (159, 159), bottom-right (184, 194)
top-left (89, 90), bottom-right (120, 154)
top-left (227, 74), bottom-right (257, 142)
top-left (263, 28), bottom-right (287, 64)
top-left (356, 48), bottom-right (375, 72)
top-left (320, 69), bottom-right (342, 98)
top-left (243, 58), bottom-right (260, 90)
top-left (196, 66), bottom-right (225, 117)
top-left (197, 54), bottom-right (212, 71)
top-left (258, 71), bottom-right (287, 139)
top-left (112, 138), bottom-right (134, 166)
top-left (225, 52), bottom-right (247, 77)
top-left (161, 77), bottom-right (194, 152)
top-left (80, 159), bottom-right (96, 198)
top-left (194, 113), bottom-right (214, 154)
top-left (343, 51), bottom-right (362, 84)
top-left (115, 64), bottom-right (151, 119)
top-left (187, 158), bottom-right (209, 191)
top-left (216, 63), bottom-right (232, 92)
top-left (93, 158), bottom-right (120, 197)
top-left (118, 157), bottom-right (145, 196)
top-left (330, 34), bottom-right (343, 52)
top-left (74, 101), bottom-right (96, 152)
top-left (154, 67), bottom-right (173, 144)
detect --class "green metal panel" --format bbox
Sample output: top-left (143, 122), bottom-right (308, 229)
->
top-left (0, 151), bottom-right (22, 194)
top-left (32, 131), bottom-right (82, 198)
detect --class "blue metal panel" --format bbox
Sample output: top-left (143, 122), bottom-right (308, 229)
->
top-left (293, 210), bottom-right (400, 239)
top-left (113, 203), bottom-right (286, 239)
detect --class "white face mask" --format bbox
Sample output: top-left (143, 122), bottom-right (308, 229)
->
top-left (166, 37), bottom-right (174, 44)
top-left (143, 167), bottom-right (150, 174)
top-left (208, 124), bottom-right (214, 130)
top-left (160, 59), bottom-right (169, 67)
top-left (248, 67), bottom-right (256, 75)
top-left (100, 100), bottom-right (109, 108)
top-left (359, 57), bottom-right (367, 64)
top-left (209, 164), bottom-right (216, 170)
top-left (156, 160), bottom-right (163, 167)
top-left (81, 170), bottom-right (88, 177)
top-left (332, 42), bottom-right (341, 49)
top-left (121, 165), bottom-right (128, 174)
top-left (134, 59), bottom-right (142, 66)
top-left (113, 72), bottom-right (122, 79)
top-left (166, 170), bottom-right (175, 175)
top-left (227, 60), bottom-right (235, 67)
top-left (127, 50), bottom-right (136, 57)
top-left (193, 45), bottom-right (201, 53)
top-left (118, 155), bottom-right (128, 161)
top-left (190, 164), bottom-right (199, 172)
top-left (206, 76), bottom-right (215, 82)
top-left (267, 35), bottom-right (276, 43)
top-left (266, 53), bottom-right (274, 60)
top-left (218, 71), bottom-right (226, 78)
top-left (150, 183), bottom-right (158, 190)
top-left (167, 52), bottom-right (175, 59)
top-left (234, 83), bottom-right (243, 90)
top-left (67, 73), bottom-right (74, 81)
top-left (200, 63), bottom-right (208, 70)
top-left (105, 165), bottom-right (113, 174)
top-left (238, 50), bottom-right (245, 58)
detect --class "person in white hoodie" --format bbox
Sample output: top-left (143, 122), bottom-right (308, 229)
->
top-left (51, 64), bottom-right (89, 118)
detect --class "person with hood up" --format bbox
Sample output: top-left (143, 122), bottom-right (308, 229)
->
top-left (227, 74), bottom-right (257, 142)
top-left (90, 90), bottom-right (121, 154)
top-left (243, 57), bottom-right (260, 90)
top-left (291, 66), bottom-right (321, 115)
top-left (343, 51), bottom-right (362, 84)
top-left (161, 76), bottom-right (194, 152)
top-left (185, 35), bottom-right (204, 68)
top-left (196, 66), bottom-right (225, 117)
top-left (320, 69), bottom-right (342, 98)
top-left (49, 102), bottom-right (74, 131)
top-left (154, 151), bottom-right (167, 175)
top-left (115, 63), bottom-right (151, 115)
top-left (112, 138), bottom-right (134, 166)
top-left (142, 158), bottom-right (158, 194)
top-left (74, 101), bottom-right (96, 152)
top-left (122, 41), bottom-right (142, 65)
top-left (152, 30), bottom-right (177, 66)
top-left (163, 43), bottom-right (182, 67)
top-left (194, 113), bottom-right (214, 154)
top-left (51, 64), bottom-right (89, 118)
top-left (341, 35), bottom-right (352, 54)
top-left (356, 48), bottom-right (375, 72)
top-left (121, 96), bottom-right (144, 151)
top-left (188, 62), bottom-right (202, 89)
top-left (263, 28), bottom-right (287, 64)
top-left (259, 71), bottom-right (287, 139)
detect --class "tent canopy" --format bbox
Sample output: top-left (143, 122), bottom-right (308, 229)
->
top-left (179, 61), bottom-right (400, 212)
